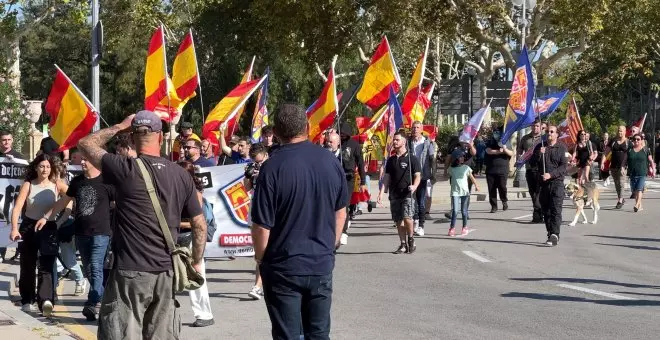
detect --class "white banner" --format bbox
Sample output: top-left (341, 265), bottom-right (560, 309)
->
top-left (196, 164), bottom-right (254, 258)
top-left (0, 159), bottom-right (254, 258)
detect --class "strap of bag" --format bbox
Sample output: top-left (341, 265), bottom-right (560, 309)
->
top-left (135, 158), bottom-right (175, 253)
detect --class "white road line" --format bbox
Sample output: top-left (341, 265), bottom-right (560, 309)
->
top-left (557, 284), bottom-right (636, 300)
top-left (462, 250), bottom-right (491, 263)
top-left (512, 214), bottom-right (533, 220)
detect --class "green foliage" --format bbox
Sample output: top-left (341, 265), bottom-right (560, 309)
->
top-left (0, 78), bottom-right (31, 149)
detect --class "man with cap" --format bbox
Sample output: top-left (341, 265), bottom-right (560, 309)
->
top-left (78, 110), bottom-right (207, 339)
top-left (337, 122), bottom-right (367, 246)
top-left (172, 121), bottom-right (201, 161)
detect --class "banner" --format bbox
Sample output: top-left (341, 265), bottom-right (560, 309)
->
top-left (196, 164), bottom-right (254, 258)
top-left (0, 159), bottom-right (253, 258)
top-left (0, 159), bottom-right (81, 248)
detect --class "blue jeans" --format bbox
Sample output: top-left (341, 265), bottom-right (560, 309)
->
top-left (630, 176), bottom-right (646, 192)
top-left (450, 196), bottom-right (469, 228)
top-left (57, 239), bottom-right (84, 282)
top-left (261, 266), bottom-right (333, 340)
top-left (76, 235), bottom-right (110, 305)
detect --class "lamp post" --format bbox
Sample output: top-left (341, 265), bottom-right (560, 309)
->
top-left (91, 0), bottom-right (101, 131)
top-left (511, 0), bottom-right (536, 188)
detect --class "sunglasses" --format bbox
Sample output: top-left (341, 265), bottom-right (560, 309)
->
top-left (633, 138), bottom-right (642, 141)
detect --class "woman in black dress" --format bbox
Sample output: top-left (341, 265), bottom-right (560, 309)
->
top-left (572, 130), bottom-right (597, 184)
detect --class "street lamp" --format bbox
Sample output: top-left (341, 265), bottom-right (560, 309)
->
top-left (510, 0), bottom-right (536, 188)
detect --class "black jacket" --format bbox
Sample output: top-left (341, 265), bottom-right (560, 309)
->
top-left (339, 137), bottom-right (366, 185)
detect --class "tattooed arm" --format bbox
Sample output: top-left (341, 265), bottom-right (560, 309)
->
top-left (190, 213), bottom-right (208, 266)
top-left (78, 114), bottom-right (135, 169)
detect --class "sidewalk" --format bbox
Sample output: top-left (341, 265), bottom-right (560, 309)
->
top-left (0, 249), bottom-right (77, 340)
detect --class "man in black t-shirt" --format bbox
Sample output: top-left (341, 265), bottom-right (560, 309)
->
top-left (78, 110), bottom-right (206, 339)
top-left (251, 104), bottom-right (347, 339)
top-left (0, 130), bottom-right (25, 160)
top-left (485, 127), bottom-right (513, 213)
top-left (378, 131), bottom-right (422, 254)
top-left (36, 157), bottom-right (115, 321)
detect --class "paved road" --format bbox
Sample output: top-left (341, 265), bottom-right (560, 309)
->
top-left (3, 178), bottom-right (660, 339)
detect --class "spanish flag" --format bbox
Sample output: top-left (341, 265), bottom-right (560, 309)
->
top-left (356, 36), bottom-right (401, 110)
top-left (202, 74), bottom-right (268, 146)
top-left (226, 57), bottom-right (255, 137)
top-left (251, 67), bottom-right (270, 143)
top-left (153, 77), bottom-right (182, 121)
top-left (401, 39), bottom-right (429, 126)
top-left (144, 25), bottom-right (169, 113)
top-left (45, 66), bottom-right (97, 151)
top-left (306, 65), bottom-right (339, 143)
top-left (172, 30), bottom-right (200, 103)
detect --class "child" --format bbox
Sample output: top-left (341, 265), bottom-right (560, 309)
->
top-left (448, 150), bottom-right (480, 236)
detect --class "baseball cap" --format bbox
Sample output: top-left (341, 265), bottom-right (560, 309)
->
top-left (131, 110), bottom-right (162, 132)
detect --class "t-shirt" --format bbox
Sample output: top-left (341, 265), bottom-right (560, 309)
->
top-left (385, 152), bottom-right (422, 200)
top-left (192, 156), bottom-right (216, 168)
top-left (251, 141), bottom-right (347, 276)
top-left (627, 148), bottom-right (649, 177)
top-left (449, 165), bottom-right (472, 197)
top-left (66, 174), bottom-right (115, 236)
top-left (608, 139), bottom-right (630, 169)
top-left (0, 149), bottom-right (25, 159)
top-left (101, 153), bottom-right (202, 272)
top-left (231, 151), bottom-right (251, 164)
top-left (485, 139), bottom-right (511, 175)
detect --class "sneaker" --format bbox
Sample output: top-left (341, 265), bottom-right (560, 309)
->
top-left (393, 244), bottom-right (407, 254)
top-left (346, 220), bottom-right (352, 231)
top-left (615, 201), bottom-right (623, 209)
top-left (407, 237), bottom-right (416, 254)
top-left (545, 238), bottom-right (553, 246)
top-left (414, 227), bottom-right (425, 237)
top-left (461, 227), bottom-right (469, 235)
top-left (502, 202), bottom-right (509, 211)
top-left (490, 207), bottom-right (498, 213)
top-left (549, 234), bottom-right (559, 246)
top-left (192, 318), bottom-right (215, 327)
top-left (444, 212), bottom-right (451, 219)
top-left (340, 233), bottom-right (348, 245)
top-left (21, 304), bottom-right (36, 313)
top-left (634, 207), bottom-right (639, 213)
top-left (413, 220), bottom-right (419, 230)
top-left (42, 300), bottom-right (53, 317)
top-left (248, 286), bottom-right (264, 300)
top-left (82, 304), bottom-right (98, 321)
top-left (448, 228), bottom-right (456, 237)
top-left (75, 281), bottom-right (87, 296)
top-left (424, 212), bottom-right (432, 219)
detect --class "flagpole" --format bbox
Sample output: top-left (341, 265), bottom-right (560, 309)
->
top-left (189, 28), bottom-right (206, 125)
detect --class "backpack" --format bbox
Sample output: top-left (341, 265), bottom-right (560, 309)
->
top-left (202, 197), bottom-right (217, 242)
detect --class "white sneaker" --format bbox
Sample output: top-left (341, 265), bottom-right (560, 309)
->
top-left (416, 228), bottom-right (425, 236)
top-left (75, 280), bottom-right (87, 296)
top-left (247, 285), bottom-right (264, 300)
top-left (340, 233), bottom-right (348, 245)
top-left (42, 300), bottom-right (53, 317)
top-left (346, 220), bottom-right (352, 231)
top-left (21, 304), bottom-right (36, 313)
top-left (413, 220), bottom-right (419, 230)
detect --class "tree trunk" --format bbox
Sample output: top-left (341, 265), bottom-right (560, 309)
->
top-left (479, 74), bottom-right (491, 124)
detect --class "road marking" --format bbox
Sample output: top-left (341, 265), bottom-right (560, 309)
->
top-left (54, 280), bottom-right (97, 339)
top-left (462, 251), bottom-right (491, 263)
top-left (512, 214), bottom-right (533, 220)
top-left (645, 189), bottom-right (659, 193)
top-left (557, 284), bottom-right (636, 300)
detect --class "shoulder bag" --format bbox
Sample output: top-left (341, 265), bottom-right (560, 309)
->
top-left (135, 158), bottom-right (205, 293)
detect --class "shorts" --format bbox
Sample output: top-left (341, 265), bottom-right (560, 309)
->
top-left (390, 197), bottom-right (415, 224)
top-left (630, 176), bottom-right (646, 192)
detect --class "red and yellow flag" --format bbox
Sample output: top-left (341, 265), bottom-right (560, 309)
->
top-left (558, 97), bottom-right (583, 148)
top-left (144, 25), bottom-right (169, 113)
top-left (153, 30), bottom-right (200, 121)
top-left (45, 66), bottom-right (97, 151)
top-left (401, 39), bottom-right (429, 126)
top-left (202, 74), bottom-right (268, 146)
top-left (306, 66), bottom-right (339, 143)
top-left (356, 36), bottom-right (401, 110)
top-left (226, 57), bottom-right (255, 137)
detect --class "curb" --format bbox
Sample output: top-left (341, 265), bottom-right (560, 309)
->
top-left (0, 251), bottom-right (78, 340)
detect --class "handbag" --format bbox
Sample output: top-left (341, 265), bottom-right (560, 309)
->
top-left (135, 158), bottom-right (205, 293)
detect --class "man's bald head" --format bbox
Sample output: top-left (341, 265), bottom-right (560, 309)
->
top-left (326, 132), bottom-right (340, 152)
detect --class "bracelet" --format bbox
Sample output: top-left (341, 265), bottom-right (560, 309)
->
top-left (43, 214), bottom-right (49, 220)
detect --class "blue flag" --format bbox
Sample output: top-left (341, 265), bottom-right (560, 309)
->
top-left (519, 89), bottom-right (569, 131)
top-left (501, 46), bottom-right (536, 145)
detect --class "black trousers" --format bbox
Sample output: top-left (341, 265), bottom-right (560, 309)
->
top-left (539, 180), bottom-right (564, 237)
top-left (18, 219), bottom-right (57, 308)
top-left (486, 173), bottom-right (508, 208)
top-left (525, 170), bottom-right (542, 221)
top-left (342, 177), bottom-right (355, 234)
